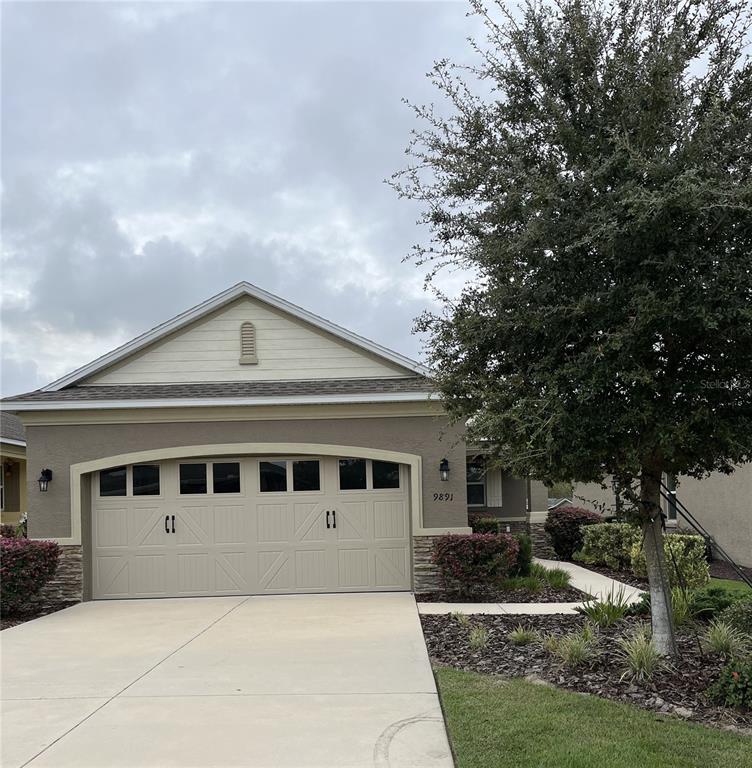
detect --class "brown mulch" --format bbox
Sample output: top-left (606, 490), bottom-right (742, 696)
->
top-left (421, 613), bottom-right (751, 732)
top-left (419, 585), bottom-right (587, 603)
top-left (1, 601), bottom-right (77, 630)
top-left (710, 560), bottom-right (752, 582)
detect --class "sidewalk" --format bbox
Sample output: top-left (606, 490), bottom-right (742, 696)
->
top-left (417, 559), bottom-right (644, 616)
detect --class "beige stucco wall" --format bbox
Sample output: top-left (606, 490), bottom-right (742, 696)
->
top-left (1, 448), bottom-right (26, 524)
top-left (469, 467), bottom-right (549, 520)
top-left (574, 466), bottom-right (752, 567)
top-left (25, 412), bottom-right (468, 540)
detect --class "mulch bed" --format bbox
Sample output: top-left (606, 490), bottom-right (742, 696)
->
top-left (419, 585), bottom-right (587, 603)
top-left (1, 601), bottom-right (77, 631)
top-left (421, 613), bottom-right (751, 732)
top-left (710, 560), bottom-right (752, 583)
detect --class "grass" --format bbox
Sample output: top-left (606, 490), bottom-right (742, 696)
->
top-left (435, 667), bottom-right (751, 768)
top-left (710, 577), bottom-right (752, 597)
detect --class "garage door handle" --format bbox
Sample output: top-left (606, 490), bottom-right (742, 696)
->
top-left (164, 515), bottom-right (169, 534)
top-left (326, 511), bottom-right (331, 529)
top-left (171, 515), bottom-right (175, 534)
top-left (332, 510), bottom-right (336, 529)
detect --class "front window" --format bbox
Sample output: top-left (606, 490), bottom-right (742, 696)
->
top-left (466, 458), bottom-right (486, 506)
top-left (293, 460), bottom-right (320, 491)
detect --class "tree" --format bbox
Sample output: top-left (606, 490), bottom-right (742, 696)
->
top-left (393, 0), bottom-right (752, 656)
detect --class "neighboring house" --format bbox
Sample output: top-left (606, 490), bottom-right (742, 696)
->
top-left (574, 467), bottom-right (752, 567)
top-left (0, 411), bottom-right (27, 525)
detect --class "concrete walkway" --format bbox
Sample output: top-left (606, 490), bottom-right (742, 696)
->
top-left (1, 593), bottom-right (452, 768)
top-left (418, 559), bottom-right (644, 616)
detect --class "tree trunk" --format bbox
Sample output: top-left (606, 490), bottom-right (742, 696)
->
top-left (639, 464), bottom-right (677, 657)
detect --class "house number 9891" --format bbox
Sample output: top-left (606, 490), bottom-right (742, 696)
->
top-left (433, 493), bottom-right (454, 502)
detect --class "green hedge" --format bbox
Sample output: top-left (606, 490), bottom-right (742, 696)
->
top-left (630, 533), bottom-right (709, 589)
top-left (574, 523), bottom-right (640, 571)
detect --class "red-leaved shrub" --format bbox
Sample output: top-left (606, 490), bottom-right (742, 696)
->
top-left (432, 533), bottom-right (519, 597)
top-left (0, 524), bottom-right (17, 538)
top-left (0, 538), bottom-right (60, 614)
top-left (544, 506), bottom-right (602, 559)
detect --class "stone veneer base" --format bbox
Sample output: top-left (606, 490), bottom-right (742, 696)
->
top-left (31, 544), bottom-right (83, 606)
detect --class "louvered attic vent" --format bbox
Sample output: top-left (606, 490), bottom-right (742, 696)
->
top-left (239, 321), bottom-right (258, 364)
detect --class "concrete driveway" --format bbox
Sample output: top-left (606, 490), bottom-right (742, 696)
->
top-left (1, 593), bottom-right (452, 768)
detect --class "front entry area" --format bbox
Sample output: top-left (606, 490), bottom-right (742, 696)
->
top-left (91, 456), bottom-right (411, 599)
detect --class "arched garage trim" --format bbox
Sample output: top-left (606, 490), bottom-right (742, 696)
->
top-left (60, 442), bottom-right (465, 546)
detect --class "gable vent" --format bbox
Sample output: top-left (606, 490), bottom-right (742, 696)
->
top-left (239, 322), bottom-right (258, 365)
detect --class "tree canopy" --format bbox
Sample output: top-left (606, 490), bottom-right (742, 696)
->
top-left (394, 0), bottom-right (752, 490)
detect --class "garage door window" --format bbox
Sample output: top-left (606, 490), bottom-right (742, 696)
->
top-left (133, 464), bottom-right (160, 496)
top-left (293, 460), bottom-right (320, 491)
top-left (100, 466), bottom-right (127, 497)
top-left (372, 460), bottom-right (400, 489)
top-left (180, 463), bottom-right (207, 494)
top-left (339, 458), bottom-right (367, 490)
top-left (213, 462), bottom-right (241, 493)
top-left (260, 461), bottom-right (287, 492)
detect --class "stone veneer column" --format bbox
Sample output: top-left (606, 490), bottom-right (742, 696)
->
top-left (412, 536), bottom-right (443, 594)
top-left (32, 544), bottom-right (83, 606)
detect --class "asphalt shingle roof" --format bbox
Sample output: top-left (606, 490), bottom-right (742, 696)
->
top-left (2, 376), bottom-right (433, 404)
top-left (0, 411), bottom-right (25, 441)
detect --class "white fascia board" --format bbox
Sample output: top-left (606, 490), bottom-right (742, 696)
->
top-left (0, 437), bottom-right (26, 447)
top-left (42, 282), bottom-right (431, 391)
top-left (7, 391), bottom-right (437, 411)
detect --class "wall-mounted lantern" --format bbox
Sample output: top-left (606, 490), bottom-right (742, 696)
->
top-left (38, 469), bottom-right (53, 492)
top-left (439, 458), bottom-right (450, 482)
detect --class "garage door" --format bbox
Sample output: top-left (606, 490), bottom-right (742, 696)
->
top-left (91, 456), bottom-right (411, 599)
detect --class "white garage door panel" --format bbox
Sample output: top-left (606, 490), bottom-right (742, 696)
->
top-left (92, 457), bottom-right (411, 599)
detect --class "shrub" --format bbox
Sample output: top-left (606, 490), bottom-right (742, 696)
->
top-left (630, 533), bottom-right (710, 589)
top-left (702, 619), bottom-right (749, 660)
top-left (450, 611), bottom-right (472, 628)
top-left (469, 516), bottom-right (500, 534)
top-left (508, 624), bottom-right (538, 646)
top-left (574, 523), bottom-right (641, 571)
top-left (689, 586), bottom-right (742, 622)
top-left (0, 538), bottom-right (60, 613)
top-left (719, 596), bottom-right (752, 635)
top-left (554, 629), bottom-right (598, 667)
top-left (545, 567), bottom-right (572, 589)
top-left (433, 533), bottom-right (519, 597)
top-left (539, 632), bottom-right (561, 655)
top-left (670, 587), bottom-right (694, 628)
top-left (617, 625), bottom-right (663, 682)
top-left (512, 533), bottom-right (533, 577)
top-left (0, 524), bottom-right (17, 538)
top-left (469, 625), bottom-right (489, 651)
top-left (710, 660), bottom-right (752, 710)
top-left (544, 506), bottom-right (602, 560)
top-left (575, 586), bottom-right (631, 627)
top-left (626, 591), bottom-right (651, 617)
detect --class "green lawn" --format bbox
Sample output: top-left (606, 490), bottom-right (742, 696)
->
top-left (710, 577), bottom-right (752, 596)
top-left (435, 667), bottom-right (750, 768)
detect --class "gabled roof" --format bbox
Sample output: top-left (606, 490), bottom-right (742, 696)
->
top-left (41, 282), bottom-right (431, 392)
top-left (0, 412), bottom-right (26, 444)
top-left (4, 377), bottom-right (434, 410)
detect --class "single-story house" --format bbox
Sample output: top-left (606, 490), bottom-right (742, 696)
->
top-left (4, 282), bottom-right (549, 602)
top-left (1, 412), bottom-right (27, 526)
top-left (574, 468), bottom-right (752, 568)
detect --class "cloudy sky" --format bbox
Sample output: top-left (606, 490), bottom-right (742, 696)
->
top-left (1, 1), bottom-right (482, 396)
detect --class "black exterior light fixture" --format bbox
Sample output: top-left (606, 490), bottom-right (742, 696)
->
top-left (38, 469), bottom-right (53, 492)
top-left (439, 458), bottom-right (450, 482)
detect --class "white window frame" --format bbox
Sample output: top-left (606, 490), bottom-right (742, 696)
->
top-left (337, 458), bottom-right (401, 493)
top-left (466, 458), bottom-right (486, 507)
